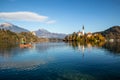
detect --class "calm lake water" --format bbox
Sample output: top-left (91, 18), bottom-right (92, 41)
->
top-left (0, 42), bottom-right (120, 80)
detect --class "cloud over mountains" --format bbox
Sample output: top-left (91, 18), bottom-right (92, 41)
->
top-left (0, 11), bottom-right (55, 24)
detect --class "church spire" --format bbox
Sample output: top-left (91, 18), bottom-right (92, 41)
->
top-left (82, 25), bottom-right (84, 35)
top-left (82, 25), bottom-right (84, 30)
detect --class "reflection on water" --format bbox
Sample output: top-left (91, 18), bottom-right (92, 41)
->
top-left (35, 42), bottom-right (65, 52)
top-left (0, 42), bottom-right (120, 80)
top-left (1, 42), bottom-right (120, 58)
top-left (0, 43), bottom-right (18, 58)
top-left (103, 42), bottom-right (120, 54)
top-left (0, 42), bottom-right (66, 70)
top-left (67, 41), bottom-right (120, 55)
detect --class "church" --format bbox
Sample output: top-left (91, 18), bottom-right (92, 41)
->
top-left (77, 25), bottom-right (84, 36)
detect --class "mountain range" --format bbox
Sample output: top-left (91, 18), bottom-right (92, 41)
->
top-left (34, 29), bottom-right (66, 39)
top-left (0, 22), bottom-right (66, 39)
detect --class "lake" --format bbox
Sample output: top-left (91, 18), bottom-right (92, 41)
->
top-left (0, 42), bottom-right (120, 80)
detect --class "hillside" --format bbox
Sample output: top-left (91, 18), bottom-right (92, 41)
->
top-left (0, 29), bottom-right (39, 45)
top-left (95, 26), bottom-right (120, 39)
top-left (0, 22), bottom-right (29, 33)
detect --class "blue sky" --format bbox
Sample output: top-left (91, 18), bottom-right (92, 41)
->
top-left (0, 0), bottom-right (120, 34)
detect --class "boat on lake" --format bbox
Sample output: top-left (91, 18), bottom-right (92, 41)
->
top-left (19, 43), bottom-right (32, 48)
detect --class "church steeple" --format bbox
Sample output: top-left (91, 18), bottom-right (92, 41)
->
top-left (82, 25), bottom-right (84, 35)
top-left (82, 25), bottom-right (84, 30)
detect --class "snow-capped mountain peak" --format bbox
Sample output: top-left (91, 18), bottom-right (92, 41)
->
top-left (0, 22), bottom-right (29, 33)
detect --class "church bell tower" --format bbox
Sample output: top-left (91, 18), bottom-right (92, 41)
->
top-left (82, 25), bottom-right (84, 35)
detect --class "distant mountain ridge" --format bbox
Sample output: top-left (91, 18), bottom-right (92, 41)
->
top-left (0, 22), bottom-right (29, 33)
top-left (34, 29), bottom-right (66, 39)
top-left (0, 22), bottom-right (66, 39)
top-left (95, 26), bottom-right (120, 39)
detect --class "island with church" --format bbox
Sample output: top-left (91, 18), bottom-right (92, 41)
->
top-left (64, 26), bottom-right (106, 43)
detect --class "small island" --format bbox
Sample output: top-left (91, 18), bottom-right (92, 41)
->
top-left (64, 26), bottom-right (105, 43)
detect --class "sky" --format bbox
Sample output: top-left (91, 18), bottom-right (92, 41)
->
top-left (0, 0), bottom-right (120, 34)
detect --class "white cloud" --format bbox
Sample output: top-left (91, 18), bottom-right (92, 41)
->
top-left (46, 20), bottom-right (56, 24)
top-left (0, 11), bottom-right (48, 22)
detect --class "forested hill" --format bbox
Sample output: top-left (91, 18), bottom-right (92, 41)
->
top-left (0, 29), bottom-right (39, 45)
top-left (95, 26), bottom-right (120, 39)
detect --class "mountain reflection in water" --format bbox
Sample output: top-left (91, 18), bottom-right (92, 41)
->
top-left (103, 42), bottom-right (120, 54)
